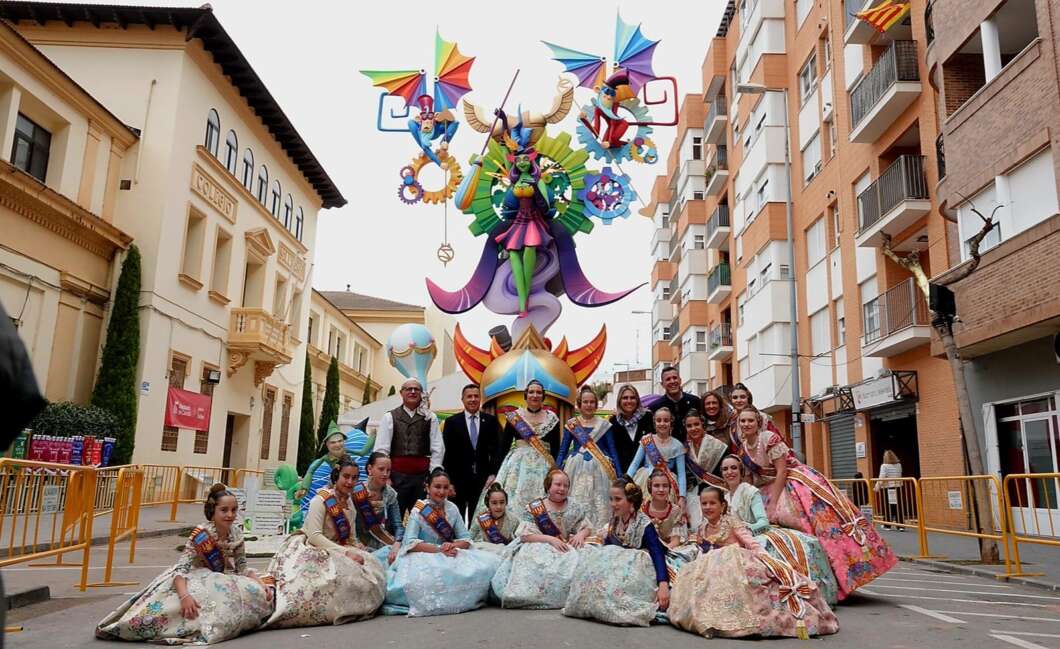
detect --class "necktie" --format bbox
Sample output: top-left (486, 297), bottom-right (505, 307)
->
top-left (469, 414), bottom-right (479, 450)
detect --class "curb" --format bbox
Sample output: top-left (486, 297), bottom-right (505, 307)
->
top-left (900, 556), bottom-right (1060, 592)
top-left (4, 586), bottom-right (50, 611)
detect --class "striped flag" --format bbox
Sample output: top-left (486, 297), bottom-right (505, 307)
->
top-left (856, 0), bottom-right (912, 33)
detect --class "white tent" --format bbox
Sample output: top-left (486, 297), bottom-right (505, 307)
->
top-left (337, 371), bottom-right (472, 433)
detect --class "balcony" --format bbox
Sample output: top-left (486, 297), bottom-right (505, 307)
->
top-left (705, 95), bottom-right (728, 145)
top-left (707, 262), bottom-right (731, 304)
top-left (227, 307), bottom-right (294, 384)
top-left (667, 317), bottom-right (681, 344)
top-left (855, 155), bottom-right (932, 248)
top-left (705, 205), bottom-right (731, 250)
top-left (849, 41), bottom-right (921, 144)
top-left (935, 133), bottom-right (946, 180)
top-left (653, 298), bottom-right (675, 323)
top-left (705, 146), bottom-right (729, 196)
top-left (679, 351), bottom-right (710, 383)
top-left (679, 248), bottom-right (709, 284)
top-left (669, 275), bottom-right (680, 304)
top-left (708, 323), bottom-right (733, 361)
top-left (651, 227), bottom-right (673, 260)
top-left (844, 0), bottom-right (912, 45)
top-left (862, 278), bottom-right (931, 357)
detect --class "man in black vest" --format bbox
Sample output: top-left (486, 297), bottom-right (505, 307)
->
top-left (376, 377), bottom-right (443, 516)
top-left (442, 384), bottom-right (502, 523)
top-left (649, 366), bottom-right (701, 443)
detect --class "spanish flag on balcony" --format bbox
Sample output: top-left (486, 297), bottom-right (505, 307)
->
top-left (856, 0), bottom-right (912, 33)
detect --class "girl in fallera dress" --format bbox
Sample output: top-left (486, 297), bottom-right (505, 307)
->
top-left (734, 405), bottom-right (896, 600)
top-left (563, 478), bottom-right (671, 627)
top-left (477, 380), bottom-right (562, 519)
top-left (556, 386), bottom-right (622, 527)
top-left (642, 469), bottom-right (687, 547)
top-left (668, 486), bottom-right (839, 640)
top-left (730, 383), bottom-right (784, 443)
top-left (265, 458), bottom-right (386, 628)
top-left (491, 468), bottom-right (592, 609)
top-left (682, 409), bottom-right (728, 530)
top-left (383, 468), bottom-right (501, 617)
top-left (469, 482), bottom-right (519, 554)
top-left (353, 452), bottom-right (405, 566)
top-left (719, 455), bottom-right (839, 607)
top-left (96, 484), bottom-right (273, 644)
top-left (625, 407), bottom-right (687, 512)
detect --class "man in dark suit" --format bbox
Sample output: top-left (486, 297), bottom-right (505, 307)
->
top-left (649, 365), bottom-right (701, 444)
top-left (443, 384), bottom-right (502, 522)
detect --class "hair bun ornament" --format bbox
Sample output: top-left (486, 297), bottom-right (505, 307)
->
top-left (208, 482), bottom-right (227, 495)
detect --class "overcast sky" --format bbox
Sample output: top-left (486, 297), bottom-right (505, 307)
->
top-left (123, 0), bottom-right (724, 381)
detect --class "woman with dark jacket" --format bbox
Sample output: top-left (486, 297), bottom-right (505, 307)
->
top-left (608, 384), bottom-right (654, 473)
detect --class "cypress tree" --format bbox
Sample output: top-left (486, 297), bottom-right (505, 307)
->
top-left (316, 356), bottom-right (340, 444)
top-left (387, 385), bottom-right (396, 397)
top-left (91, 245), bottom-right (141, 465)
top-left (296, 351), bottom-right (316, 474)
top-left (361, 374), bottom-right (373, 406)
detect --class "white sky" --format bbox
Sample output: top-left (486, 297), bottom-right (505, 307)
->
top-left (122, 0), bottom-right (725, 380)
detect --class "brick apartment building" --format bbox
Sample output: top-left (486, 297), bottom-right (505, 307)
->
top-left (927, 0), bottom-right (1060, 522)
top-left (646, 0), bottom-right (971, 481)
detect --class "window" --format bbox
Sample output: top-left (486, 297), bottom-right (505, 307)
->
top-left (692, 136), bottom-right (703, 160)
top-left (210, 228), bottom-right (232, 297)
top-left (806, 217), bottom-right (826, 266)
top-left (278, 393), bottom-right (292, 462)
top-left (161, 356), bottom-right (188, 452)
top-left (283, 194), bottom-right (294, 229)
top-left (355, 344), bottom-right (367, 374)
top-left (196, 365), bottom-right (217, 454)
top-left (759, 261), bottom-right (772, 285)
top-left (295, 207), bottom-right (305, 241)
top-left (662, 324), bottom-right (672, 340)
top-left (696, 330), bottom-right (707, 352)
top-left (181, 208), bottom-right (207, 284)
top-left (241, 149), bottom-right (255, 190)
top-left (755, 179), bottom-right (769, 212)
top-left (224, 130), bottom-right (238, 174)
top-left (11, 114), bottom-right (51, 183)
top-left (693, 190), bottom-right (704, 200)
top-left (307, 314), bottom-right (317, 347)
top-left (802, 132), bottom-right (822, 183)
top-left (271, 180), bottom-right (282, 217)
top-left (822, 34), bottom-right (832, 71)
top-left (828, 120), bottom-right (838, 159)
top-left (694, 234), bottom-right (705, 249)
top-left (696, 381), bottom-right (708, 396)
top-left (739, 0), bottom-right (750, 29)
top-left (995, 395), bottom-right (1059, 508)
top-left (205, 109), bottom-right (220, 156)
top-left (829, 204), bottom-right (841, 248)
top-left (834, 298), bottom-right (846, 346)
top-left (260, 387), bottom-right (275, 460)
top-left (274, 274), bottom-right (288, 318)
top-left (256, 166), bottom-right (269, 205)
top-left (795, 0), bottom-right (812, 27)
top-left (798, 51), bottom-right (818, 105)
top-left (810, 308), bottom-right (831, 356)
top-left (662, 285), bottom-right (671, 299)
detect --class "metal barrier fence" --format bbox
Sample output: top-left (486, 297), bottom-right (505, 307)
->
top-left (1002, 472), bottom-right (1060, 578)
top-left (87, 467), bottom-right (142, 588)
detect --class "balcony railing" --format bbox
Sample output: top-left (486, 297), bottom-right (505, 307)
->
top-left (935, 134), bottom-right (946, 180)
top-left (669, 275), bottom-right (680, 303)
top-left (857, 155), bottom-right (930, 231)
top-left (668, 317), bottom-right (680, 343)
top-left (862, 278), bottom-right (930, 344)
top-left (707, 262), bottom-right (732, 294)
top-left (707, 95), bottom-right (726, 125)
top-left (850, 40), bottom-right (920, 131)
top-left (707, 205), bottom-right (730, 239)
top-left (230, 307), bottom-right (290, 351)
top-left (709, 322), bottom-right (733, 350)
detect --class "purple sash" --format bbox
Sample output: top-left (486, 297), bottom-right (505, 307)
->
top-left (476, 512), bottom-right (509, 544)
top-left (416, 501), bottom-right (455, 542)
top-left (527, 499), bottom-right (562, 537)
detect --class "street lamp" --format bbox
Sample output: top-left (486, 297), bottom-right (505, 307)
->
top-left (631, 310), bottom-right (651, 366)
top-left (735, 83), bottom-right (803, 454)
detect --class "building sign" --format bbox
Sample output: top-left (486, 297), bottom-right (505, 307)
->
top-left (191, 164), bottom-right (237, 223)
top-left (277, 243), bottom-right (307, 281)
top-left (851, 375), bottom-right (898, 410)
top-left (41, 485), bottom-right (61, 514)
top-left (947, 491), bottom-right (963, 510)
top-left (855, 442), bottom-right (866, 459)
top-left (164, 387), bottom-right (212, 430)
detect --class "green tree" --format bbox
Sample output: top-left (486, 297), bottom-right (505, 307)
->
top-left (296, 351), bottom-right (316, 475)
top-left (316, 356), bottom-right (340, 445)
top-left (91, 245), bottom-right (141, 465)
top-left (387, 385), bottom-right (396, 397)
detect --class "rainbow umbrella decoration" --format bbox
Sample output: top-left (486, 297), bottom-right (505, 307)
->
top-left (543, 14), bottom-right (660, 92)
top-left (360, 31), bottom-right (474, 109)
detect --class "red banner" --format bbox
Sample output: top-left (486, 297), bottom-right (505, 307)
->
top-left (164, 387), bottom-right (213, 431)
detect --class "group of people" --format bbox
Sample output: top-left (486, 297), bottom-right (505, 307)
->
top-left (95, 367), bottom-right (896, 644)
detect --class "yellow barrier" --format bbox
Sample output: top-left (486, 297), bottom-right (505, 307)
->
top-left (87, 467), bottom-right (143, 588)
top-left (1002, 472), bottom-right (1060, 578)
top-left (0, 459), bottom-right (97, 592)
top-left (915, 475), bottom-right (1010, 572)
top-left (233, 468), bottom-right (265, 488)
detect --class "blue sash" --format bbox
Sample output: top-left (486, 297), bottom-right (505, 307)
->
top-left (506, 410), bottom-right (556, 467)
top-left (416, 500), bottom-right (456, 542)
top-left (191, 527), bottom-right (225, 572)
top-left (527, 499), bottom-right (562, 537)
top-left (476, 512), bottom-right (509, 544)
top-left (641, 435), bottom-right (680, 495)
top-left (351, 482), bottom-right (396, 545)
top-left (320, 489), bottom-right (352, 545)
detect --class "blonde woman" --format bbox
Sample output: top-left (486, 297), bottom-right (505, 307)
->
top-left (875, 450), bottom-right (903, 530)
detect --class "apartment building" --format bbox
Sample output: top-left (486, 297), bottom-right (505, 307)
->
top-left (1, 3), bottom-right (345, 470)
top-left (649, 0), bottom-right (964, 479)
top-left (927, 0), bottom-right (1060, 509)
top-left (0, 19), bottom-right (134, 405)
top-left (306, 290), bottom-right (382, 426)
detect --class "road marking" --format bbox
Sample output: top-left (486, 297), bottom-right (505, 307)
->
top-left (989, 631), bottom-right (1060, 640)
top-left (868, 584), bottom-right (1060, 601)
top-left (860, 588), bottom-right (1051, 609)
top-left (899, 605), bottom-right (966, 623)
top-left (933, 610), bottom-right (1060, 623)
top-left (991, 634), bottom-right (1053, 649)
top-left (875, 576), bottom-right (1009, 588)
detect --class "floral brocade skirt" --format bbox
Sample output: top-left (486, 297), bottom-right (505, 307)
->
top-left (383, 547), bottom-right (501, 617)
top-left (474, 445), bottom-right (553, 521)
top-left (562, 544), bottom-right (660, 627)
top-left (668, 545), bottom-right (839, 639)
top-left (491, 541), bottom-right (586, 610)
top-left (95, 567), bottom-right (272, 644)
top-left (563, 453), bottom-right (615, 529)
top-left (264, 534), bottom-right (385, 628)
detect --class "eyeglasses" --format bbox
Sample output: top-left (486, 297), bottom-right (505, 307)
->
top-left (402, 387), bottom-right (422, 393)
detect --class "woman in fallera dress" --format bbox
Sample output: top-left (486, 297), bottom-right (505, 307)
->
top-left (608, 384), bottom-right (653, 475)
top-left (353, 452), bottom-right (404, 566)
top-left (735, 405), bottom-right (896, 600)
top-left (682, 409), bottom-right (728, 529)
top-left (469, 482), bottom-right (519, 555)
top-left (96, 484), bottom-right (273, 644)
top-left (641, 469), bottom-right (687, 547)
top-left (265, 458), bottom-right (386, 628)
top-left (720, 455), bottom-right (839, 607)
top-left (563, 478), bottom-right (671, 627)
top-left (668, 486), bottom-right (839, 639)
top-left (491, 468), bottom-right (592, 609)
top-left (383, 468), bottom-right (501, 617)
top-left (626, 407), bottom-right (687, 512)
top-left (478, 379), bottom-right (561, 518)
top-left (556, 386), bottom-right (621, 527)
top-left (701, 389), bottom-right (738, 452)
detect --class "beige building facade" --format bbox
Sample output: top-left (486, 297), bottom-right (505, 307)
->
top-left (307, 289), bottom-right (382, 426)
top-left (2, 4), bottom-right (344, 470)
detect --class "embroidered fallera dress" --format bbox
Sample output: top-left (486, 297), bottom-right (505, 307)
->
top-left (683, 433), bottom-right (728, 529)
top-left (739, 430), bottom-right (896, 599)
top-left (469, 507), bottom-right (520, 557)
top-left (383, 498), bottom-right (502, 617)
top-left (556, 415), bottom-right (621, 528)
top-left (626, 434), bottom-right (687, 504)
top-left (96, 523), bottom-right (272, 644)
top-left (264, 489), bottom-right (386, 628)
top-left (474, 409), bottom-right (560, 519)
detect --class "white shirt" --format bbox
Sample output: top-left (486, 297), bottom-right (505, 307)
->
top-left (376, 405), bottom-right (444, 470)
